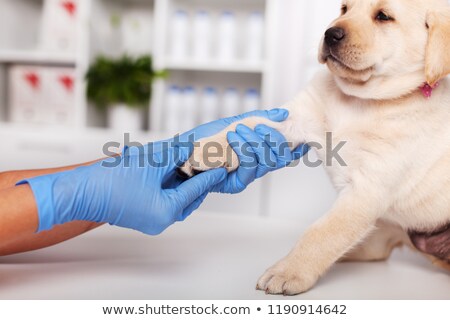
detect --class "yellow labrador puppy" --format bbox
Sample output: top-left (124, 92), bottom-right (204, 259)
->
top-left (181, 0), bottom-right (450, 295)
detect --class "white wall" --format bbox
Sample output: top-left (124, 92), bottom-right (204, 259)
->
top-left (269, 0), bottom-right (342, 104)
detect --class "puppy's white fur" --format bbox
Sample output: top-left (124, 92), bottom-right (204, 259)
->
top-left (182, 0), bottom-right (450, 295)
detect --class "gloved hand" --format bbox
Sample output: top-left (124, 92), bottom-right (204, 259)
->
top-left (19, 140), bottom-right (228, 235)
top-left (175, 108), bottom-right (291, 142)
top-left (160, 108), bottom-right (309, 194)
top-left (19, 109), bottom-right (308, 235)
top-left (214, 124), bottom-right (309, 194)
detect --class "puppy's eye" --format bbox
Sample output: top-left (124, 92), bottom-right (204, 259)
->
top-left (375, 11), bottom-right (394, 22)
top-left (341, 5), bottom-right (348, 15)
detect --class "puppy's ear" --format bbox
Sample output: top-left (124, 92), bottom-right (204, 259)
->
top-left (425, 9), bottom-right (450, 86)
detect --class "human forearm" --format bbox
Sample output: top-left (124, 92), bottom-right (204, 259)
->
top-left (0, 185), bottom-right (39, 246)
top-left (0, 171), bottom-right (23, 190)
top-left (0, 160), bottom-right (100, 191)
top-left (0, 162), bottom-right (104, 256)
top-left (0, 219), bottom-right (100, 256)
top-left (0, 108), bottom-right (300, 255)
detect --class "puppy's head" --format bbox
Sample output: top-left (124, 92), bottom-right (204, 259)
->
top-left (319, 0), bottom-right (450, 100)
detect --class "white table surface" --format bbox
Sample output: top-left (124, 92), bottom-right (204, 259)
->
top-left (0, 212), bottom-right (449, 300)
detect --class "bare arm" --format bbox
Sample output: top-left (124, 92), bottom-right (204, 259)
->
top-left (0, 162), bottom-right (104, 256)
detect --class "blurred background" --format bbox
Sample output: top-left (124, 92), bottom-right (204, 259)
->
top-left (0, 0), bottom-right (342, 223)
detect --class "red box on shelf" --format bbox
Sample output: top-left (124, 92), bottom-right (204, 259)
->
top-left (8, 65), bottom-right (76, 126)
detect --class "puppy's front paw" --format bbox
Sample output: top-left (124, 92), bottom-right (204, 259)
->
top-left (256, 260), bottom-right (319, 296)
top-left (178, 134), bottom-right (239, 178)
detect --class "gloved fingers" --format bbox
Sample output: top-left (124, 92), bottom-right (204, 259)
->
top-left (122, 144), bottom-right (142, 157)
top-left (169, 140), bottom-right (195, 169)
top-left (292, 144), bottom-right (311, 160)
top-left (122, 139), bottom-right (172, 157)
top-left (210, 171), bottom-right (245, 194)
top-left (226, 131), bottom-right (258, 189)
top-left (254, 124), bottom-right (310, 163)
top-left (179, 109), bottom-right (290, 143)
top-left (180, 192), bottom-right (208, 221)
top-left (254, 124), bottom-right (293, 164)
top-left (223, 108), bottom-right (289, 125)
top-left (236, 124), bottom-right (276, 174)
top-left (161, 170), bottom-right (184, 189)
top-left (171, 168), bottom-right (227, 209)
top-left (265, 108), bottom-right (290, 122)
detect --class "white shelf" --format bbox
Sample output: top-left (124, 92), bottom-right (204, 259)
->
top-left (0, 49), bottom-right (77, 65)
top-left (165, 59), bottom-right (265, 73)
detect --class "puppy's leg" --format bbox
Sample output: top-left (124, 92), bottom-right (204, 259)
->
top-left (409, 224), bottom-right (450, 270)
top-left (257, 189), bottom-right (382, 295)
top-left (431, 258), bottom-right (450, 271)
top-left (178, 80), bottom-right (323, 177)
top-left (179, 117), bottom-right (304, 177)
top-left (340, 220), bottom-right (408, 262)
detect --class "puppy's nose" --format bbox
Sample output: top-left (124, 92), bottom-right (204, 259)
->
top-left (325, 27), bottom-right (346, 47)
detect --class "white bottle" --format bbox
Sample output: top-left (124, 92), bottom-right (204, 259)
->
top-left (165, 85), bottom-right (181, 132)
top-left (243, 88), bottom-right (262, 112)
top-left (200, 87), bottom-right (219, 124)
top-left (243, 89), bottom-right (261, 112)
top-left (170, 10), bottom-right (189, 61)
top-left (182, 86), bottom-right (198, 130)
top-left (193, 10), bottom-right (212, 62)
top-left (217, 11), bottom-right (237, 63)
top-left (221, 88), bottom-right (241, 118)
top-left (245, 12), bottom-right (265, 63)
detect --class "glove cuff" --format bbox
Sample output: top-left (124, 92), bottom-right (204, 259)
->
top-left (16, 176), bottom-right (56, 233)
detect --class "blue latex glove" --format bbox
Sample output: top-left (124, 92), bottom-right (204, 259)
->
top-left (19, 109), bottom-right (306, 235)
top-left (213, 124), bottom-right (310, 194)
top-left (178, 108), bottom-right (290, 141)
top-left (158, 109), bottom-right (309, 194)
top-left (127, 108), bottom-right (308, 195)
top-left (19, 141), bottom-right (228, 235)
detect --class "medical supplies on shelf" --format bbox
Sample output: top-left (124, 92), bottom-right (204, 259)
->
top-left (169, 9), bottom-right (265, 64)
top-left (40, 0), bottom-right (80, 53)
top-left (8, 65), bottom-right (76, 126)
top-left (164, 85), bottom-right (261, 132)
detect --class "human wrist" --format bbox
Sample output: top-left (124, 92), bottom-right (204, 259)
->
top-left (0, 184), bottom-right (39, 242)
top-left (16, 168), bottom-right (85, 232)
top-left (0, 171), bottom-right (24, 190)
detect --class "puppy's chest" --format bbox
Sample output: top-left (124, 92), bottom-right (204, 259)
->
top-left (308, 102), bottom-right (404, 180)
top-left (304, 98), bottom-right (440, 179)
top-left (308, 98), bottom-right (450, 229)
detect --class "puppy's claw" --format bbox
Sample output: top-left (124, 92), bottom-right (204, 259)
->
top-left (192, 169), bottom-right (204, 176)
top-left (257, 263), bottom-right (319, 296)
top-left (176, 167), bottom-right (190, 179)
